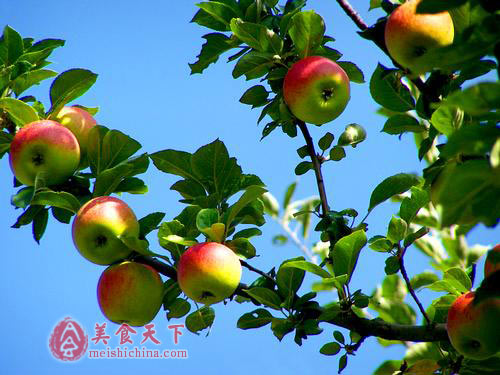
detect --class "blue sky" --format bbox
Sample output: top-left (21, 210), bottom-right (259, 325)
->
top-left (0, 1), bottom-right (497, 374)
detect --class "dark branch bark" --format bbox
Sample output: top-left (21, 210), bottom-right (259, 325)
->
top-left (138, 255), bottom-right (449, 343)
top-left (335, 0), bottom-right (368, 31)
top-left (240, 259), bottom-right (276, 285)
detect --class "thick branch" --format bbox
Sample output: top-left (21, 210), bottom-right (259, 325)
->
top-left (139, 255), bottom-right (448, 343)
top-left (328, 310), bottom-right (447, 342)
top-left (335, 0), bottom-right (368, 30)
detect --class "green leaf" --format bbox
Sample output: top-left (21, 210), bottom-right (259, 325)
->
top-left (320, 342), bottom-right (341, 356)
top-left (288, 10), bottom-right (325, 58)
top-left (403, 227), bottom-right (429, 248)
top-left (0, 98), bottom-right (39, 127)
top-left (431, 105), bottom-right (463, 136)
top-left (11, 69), bottom-right (58, 96)
top-left (225, 185), bottom-right (267, 229)
top-left (370, 64), bottom-right (415, 112)
top-left (0, 131), bottom-right (13, 159)
top-left (138, 212), bottom-right (165, 239)
top-left (369, 236), bottom-right (393, 252)
top-left (237, 308), bottom-right (273, 329)
top-left (314, 46), bottom-right (342, 61)
top-left (387, 216), bottom-right (407, 243)
top-left (162, 280), bottom-right (182, 307)
top-left (271, 318), bottom-right (295, 341)
top-left (329, 146), bottom-right (345, 161)
top-left (196, 208), bottom-right (219, 233)
top-left (444, 267), bottom-right (472, 292)
top-left (114, 177), bottom-right (148, 194)
top-left (332, 229), bottom-right (367, 282)
top-left (283, 181), bottom-right (296, 208)
top-left (0, 25), bottom-right (23, 65)
top-left (416, 0), bottom-right (467, 13)
top-left (442, 82), bottom-right (500, 116)
top-left (382, 114), bottom-right (426, 135)
top-left (230, 18), bottom-right (282, 53)
top-left (226, 237), bottom-right (256, 259)
top-left (399, 186), bottom-right (429, 224)
top-left (294, 161), bottom-right (313, 175)
top-left (337, 61), bottom-right (365, 84)
top-left (239, 84), bottom-right (269, 107)
top-left (333, 330), bottom-right (345, 344)
top-left (185, 306), bottom-right (215, 334)
top-left (384, 256), bottom-right (400, 275)
top-left (276, 257), bottom-right (306, 306)
top-left (232, 51), bottom-right (274, 80)
top-left (12, 205), bottom-right (43, 228)
top-left (410, 271), bottom-right (439, 290)
top-left (440, 123), bottom-right (500, 159)
top-left (337, 123), bottom-right (366, 148)
top-left (48, 68), bottom-right (98, 114)
top-left (244, 287), bottom-right (282, 310)
top-left (30, 190), bottom-right (81, 213)
top-left (196, 2), bottom-right (238, 30)
top-left (166, 298), bottom-right (191, 320)
top-left (10, 187), bottom-right (34, 209)
top-left (382, 274), bottom-right (407, 302)
top-left (281, 260), bottom-right (331, 278)
top-left (368, 173), bottom-right (421, 213)
top-left (318, 132), bottom-right (334, 151)
top-left (32, 207), bottom-right (49, 244)
top-left (338, 353), bottom-right (348, 373)
top-left (373, 360), bottom-right (401, 375)
top-left (189, 33), bottom-right (237, 74)
top-left (87, 126), bottom-right (142, 175)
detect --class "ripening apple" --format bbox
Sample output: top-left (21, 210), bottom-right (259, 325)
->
top-left (447, 291), bottom-right (500, 360)
top-left (9, 120), bottom-right (80, 186)
top-left (283, 56), bottom-right (350, 125)
top-left (72, 196), bottom-right (140, 265)
top-left (385, 0), bottom-right (454, 74)
top-left (97, 261), bottom-right (164, 326)
top-left (177, 242), bottom-right (242, 305)
top-left (484, 244), bottom-right (500, 278)
top-left (55, 106), bottom-right (96, 166)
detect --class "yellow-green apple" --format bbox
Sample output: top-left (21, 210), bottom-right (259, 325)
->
top-left (385, 0), bottom-right (454, 74)
top-left (283, 56), bottom-right (350, 125)
top-left (485, 244), bottom-right (500, 278)
top-left (55, 106), bottom-right (96, 166)
top-left (9, 120), bottom-right (80, 186)
top-left (177, 242), bottom-right (242, 305)
top-left (72, 196), bottom-right (140, 265)
top-left (447, 291), bottom-right (500, 360)
top-left (97, 261), bottom-right (164, 326)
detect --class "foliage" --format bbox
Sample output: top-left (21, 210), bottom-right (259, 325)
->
top-left (1, 0), bottom-right (499, 374)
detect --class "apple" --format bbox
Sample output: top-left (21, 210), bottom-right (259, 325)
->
top-left (55, 106), bottom-right (97, 165)
top-left (97, 261), bottom-right (164, 326)
top-left (177, 242), bottom-right (242, 305)
top-left (385, 0), bottom-right (454, 74)
top-left (447, 291), bottom-right (500, 360)
top-left (283, 56), bottom-right (350, 125)
top-left (72, 196), bottom-right (140, 265)
top-left (9, 120), bottom-right (80, 186)
top-left (484, 244), bottom-right (500, 278)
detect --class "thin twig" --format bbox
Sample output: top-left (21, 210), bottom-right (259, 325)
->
top-left (271, 215), bottom-right (317, 263)
top-left (335, 0), bottom-right (368, 30)
top-left (398, 245), bottom-right (432, 324)
top-left (240, 259), bottom-right (277, 285)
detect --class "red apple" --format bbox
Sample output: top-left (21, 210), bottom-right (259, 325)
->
top-left (447, 291), bottom-right (500, 360)
top-left (177, 242), bottom-right (242, 305)
top-left (9, 120), bottom-right (80, 186)
top-left (97, 261), bottom-right (164, 326)
top-left (55, 106), bottom-right (97, 165)
top-left (72, 196), bottom-right (140, 265)
top-left (283, 56), bottom-right (350, 125)
top-left (385, 0), bottom-right (454, 74)
top-left (484, 244), bottom-right (500, 278)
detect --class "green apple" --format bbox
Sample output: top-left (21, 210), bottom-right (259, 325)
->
top-left (9, 120), bottom-right (80, 186)
top-left (72, 196), bottom-right (140, 265)
top-left (97, 261), bottom-right (164, 326)
top-left (447, 291), bottom-right (500, 360)
top-left (177, 242), bottom-right (242, 305)
top-left (283, 56), bottom-right (350, 125)
top-left (55, 106), bottom-right (96, 165)
top-left (385, 0), bottom-right (454, 74)
top-left (485, 244), bottom-right (500, 278)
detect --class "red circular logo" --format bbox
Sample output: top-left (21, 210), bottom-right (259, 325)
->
top-left (48, 317), bottom-right (88, 361)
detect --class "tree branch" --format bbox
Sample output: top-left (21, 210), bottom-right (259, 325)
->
top-left (335, 0), bottom-right (368, 31)
top-left (240, 259), bottom-right (277, 285)
top-left (139, 255), bottom-right (448, 343)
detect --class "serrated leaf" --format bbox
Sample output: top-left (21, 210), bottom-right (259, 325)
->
top-left (30, 190), bottom-right (81, 213)
top-left (11, 69), bottom-right (58, 96)
top-left (0, 98), bottom-right (39, 127)
top-left (48, 69), bottom-right (98, 114)
top-left (185, 306), bottom-right (215, 334)
top-left (189, 32), bottom-right (237, 74)
top-left (399, 186), bottom-right (429, 224)
top-left (32, 207), bottom-right (48, 244)
top-left (281, 260), bottom-right (331, 278)
top-left (0, 25), bottom-right (23, 65)
top-left (368, 173), bottom-right (421, 213)
top-left (288, 10), bottom-right (325, 58)
top-left (237, 308), bottom-right (273, 329)
top-left (239, 84), bottom-right (269, 106)
top-left (370, 64), bottom-right (415, 112)
top-left (232, 51), bottom-right (274, 80)
top-left (230, 18), bottom-right (282, 53)
top-left (337, 61), bottom-right (365, 84)
top-left (226, 237), bottom-right (256, 259)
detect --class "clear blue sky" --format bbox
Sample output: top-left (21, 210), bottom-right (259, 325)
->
top-left (0, 1), bottom-right (497, 374)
